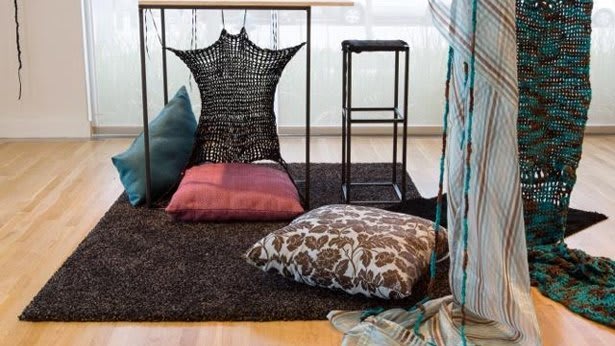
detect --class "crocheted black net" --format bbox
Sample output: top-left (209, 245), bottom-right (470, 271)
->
top-left (168, 28), bottom-right (305, 168)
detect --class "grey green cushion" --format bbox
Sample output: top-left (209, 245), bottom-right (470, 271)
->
top-left (112, 87), bottom-right (197, 206)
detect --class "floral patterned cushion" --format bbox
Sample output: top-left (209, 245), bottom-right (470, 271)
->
top-left (244, 204), bottom-right (447, 299)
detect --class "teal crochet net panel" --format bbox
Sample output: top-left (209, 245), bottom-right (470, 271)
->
top-left (516, 0), bottom-right (615, 327)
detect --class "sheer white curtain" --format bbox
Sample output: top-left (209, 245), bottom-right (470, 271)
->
top-left (591, 21), bottom-right (615, 125)
top-left (87, 0), bottom-right (615, 129)
top-left (88, 0), bottom-right (271, 126)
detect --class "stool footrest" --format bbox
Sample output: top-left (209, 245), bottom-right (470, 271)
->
top-left (341, 182), bottom-right (404, 205)
top-left (350, 107), bottom-right (396, 112)
top-left (348, 118), bottom-right (405, 124)
top-left (343, 107), bottom-right (404, 123)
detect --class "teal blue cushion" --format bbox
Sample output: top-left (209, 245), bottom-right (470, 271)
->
top-left (112, 87), bottom-right (197, 206)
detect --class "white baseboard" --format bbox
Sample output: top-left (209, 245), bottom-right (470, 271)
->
top-left (0, 118), bottom-right (91, 138)
top-left (92, 126), bottom-right (143, 137)
top-left (92, 124), bottom-right (615, 138)
top-left (278, 125), bottom-right (443, 136)
top-left (93, 125), bottom-right (445, 137)
top-left (584, 125), bottom-right (615, 134)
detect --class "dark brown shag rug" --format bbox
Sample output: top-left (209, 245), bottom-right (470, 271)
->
top-left (19, 163), bottom-right (606, 322)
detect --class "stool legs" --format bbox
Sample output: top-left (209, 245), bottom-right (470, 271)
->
top-left (393, 51), bottom-right (400, 187)
top-left (345, 52), bottom-right (353, 203)
top-left (341, 50), bottom-right (347, 201)
top-left (402, 49), bottom-right (410, 202)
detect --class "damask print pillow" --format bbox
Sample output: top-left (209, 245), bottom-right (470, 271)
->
top-left (244, 205), bottom-right (448, 299)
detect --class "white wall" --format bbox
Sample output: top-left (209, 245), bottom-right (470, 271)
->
top-left (0, 0), bottom-right (91, 138)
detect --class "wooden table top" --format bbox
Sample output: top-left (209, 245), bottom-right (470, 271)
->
top-left (139, 0), bottom-right (354, 8)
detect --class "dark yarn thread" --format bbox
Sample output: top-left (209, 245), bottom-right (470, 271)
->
top-left (271, 10), bottom-right (279, 49)
top-left (144, 11), bottom-right (150, 60)
top-left (221, 10), bottom-right (249, 29)
top-left (411, 46), bottom-right (455, 342)
top-left (191, 9), bottom-right (197, 50)
top-left (147, 9), bottom-right (163, 46)
top-left (14, 0), bottom-right (23, 100)
top-left (359, 306), bottom-right (385, 321)
top-left (144, 9), bottom-right (163, 60)
top-left (189, 9), bottom-right (198, 91)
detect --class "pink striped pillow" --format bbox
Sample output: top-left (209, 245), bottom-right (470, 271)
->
top-left (166, 163), bottom-right (304, 222)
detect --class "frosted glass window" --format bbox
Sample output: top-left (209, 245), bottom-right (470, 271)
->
top-left (87, 0), bottom-right (615, 129)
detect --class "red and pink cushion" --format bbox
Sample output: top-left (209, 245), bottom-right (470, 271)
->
top-left (166, 163), bottom-right (304, 222)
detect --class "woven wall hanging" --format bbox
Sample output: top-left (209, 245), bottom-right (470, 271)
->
top-left (168, 12), bottom-right (305, 176)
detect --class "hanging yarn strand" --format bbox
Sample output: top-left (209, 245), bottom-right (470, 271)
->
top-left (13, 0), bottom-right (23, 100)
top-left (193, 9), bottom-right (198, 50)
top-left (271, 10), bottom-right (279, 49)
top-left (144, 11), bottom-right (151, 60)
top-left (188, 9), bottom-right (198, 92)
top-left (459, 0), bottom-right (479, 344)
top-left (147, 9), bottom-right (163, 46)
top-left (144, 10), bottom-right (163, 60)
top-left (430, 46), bottom-right (454, 292)
top-left (411, 46), bottom-right (455, 341)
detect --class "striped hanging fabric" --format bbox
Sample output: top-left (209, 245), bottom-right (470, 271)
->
top-left (328, 0), bottom-right (542, 344)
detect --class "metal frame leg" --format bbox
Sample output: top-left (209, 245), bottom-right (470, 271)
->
top-left (305, 7), bottom-right (311, 209)
top-left (402, 48), bottom-right (410, 201)
top-left (161, 9), bottom-right (169, 104)
top-left (139, 8), bottom-right (153, 208)
top-left (345, 52), bottom-right (353, 203)
top-left (393, 51), bottom-right (399, 185)
top-left (341, 50), bottom-right (347, 198)
top-left (138, 5), bottom-right (313, 208)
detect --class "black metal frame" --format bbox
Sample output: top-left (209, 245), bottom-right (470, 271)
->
top-left (341, 45), bottom-right (410, 205)
top-left (138, 4), bottom-right (312, 208)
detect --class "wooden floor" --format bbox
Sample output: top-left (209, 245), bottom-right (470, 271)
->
top-left (0, 136), bottom-right (613, 346)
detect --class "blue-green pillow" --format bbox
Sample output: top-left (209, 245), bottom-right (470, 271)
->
top-left (112, 87), bottom-right (197, 206)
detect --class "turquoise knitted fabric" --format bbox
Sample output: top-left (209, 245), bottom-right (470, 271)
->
top-left (517, 0), bottom-right (615, 327)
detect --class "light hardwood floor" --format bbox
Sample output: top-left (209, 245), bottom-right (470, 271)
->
top-left (0, 136), bottom-right (613, 346)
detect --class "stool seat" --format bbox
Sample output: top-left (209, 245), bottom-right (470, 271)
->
top-left (342, 40), bottom-right (409, 53)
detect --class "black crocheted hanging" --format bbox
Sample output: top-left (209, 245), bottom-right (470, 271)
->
top-left (168, 27), bottom-right (305, 169)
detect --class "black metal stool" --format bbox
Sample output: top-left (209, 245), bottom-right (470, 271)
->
top-left (341, 39), bottom-right (410, 204)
